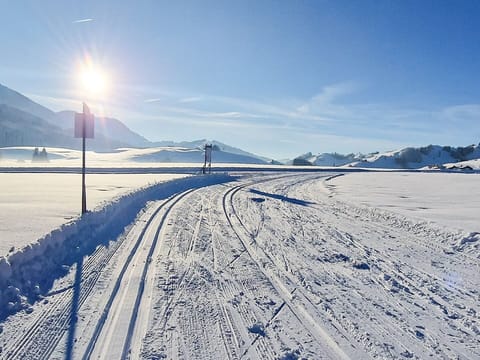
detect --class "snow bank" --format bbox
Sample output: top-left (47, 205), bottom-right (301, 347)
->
top-left (0, 174), bottom-right (233, 320)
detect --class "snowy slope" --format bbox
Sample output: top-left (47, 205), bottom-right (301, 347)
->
top-left (152, 139), bottom-right (273, 163)
top-left (443, 158), bottom-right (480, 170)
top-left (347, 144), bottom-right (480, 169)
top-left (292, 152), bottom-right (363, 166)
top-left (0, 83), bottom-right (148, 148)
top-left (0, 105), bottom-right (72, 148)
top-left (0, 146), bottom-right (268, 165)
top-left (0, 83), bottom-right (56, 122)
top-left (290, 144), bottom-right (480, 169)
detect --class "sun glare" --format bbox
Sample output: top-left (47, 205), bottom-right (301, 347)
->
top-left (77, 60), bottom-right (110, 98)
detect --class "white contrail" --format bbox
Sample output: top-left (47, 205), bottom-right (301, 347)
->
top-left (73, 18), bottom-right (94, 24)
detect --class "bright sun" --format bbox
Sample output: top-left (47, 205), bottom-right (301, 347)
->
top-left (77, 60), bottom-right (110, 97)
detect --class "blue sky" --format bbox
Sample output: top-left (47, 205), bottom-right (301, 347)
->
top-left (1, 0), bottom-right (479, 159)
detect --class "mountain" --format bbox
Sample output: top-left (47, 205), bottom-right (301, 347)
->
top-left (0, 83), bottom-right (148, 149)
top-left (0, 104), bottom-right (73, 148)
top-left (151, 139), bottom-right (272, 163)
top-left (0, 84), bottom-right (270, 163)
top-left (349, 144), bottom-right (480, 169)
top-left (126, 146), bottom-right (268, 164)
top-left (0, 83), bottom-right (56, 122)
top-left (291, 152), bottom-right (363, 166)
top-left (54, 111), bottom-right (150, 148)
top-left (293, 144), bottom-right (480, 169)
top-left (0, 103), bottom-right (135, 150)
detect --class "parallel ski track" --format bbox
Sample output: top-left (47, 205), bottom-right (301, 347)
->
top-left (221, 175), bottom-right (353, 360)
top-left (1, 205), bottom-right (160, 360)
top-left (140, 196), bottom-right (207, 358)
top-left (82, 187), bottom-right (198, 360)
top-left (142, 177), bottom-right (297, 360)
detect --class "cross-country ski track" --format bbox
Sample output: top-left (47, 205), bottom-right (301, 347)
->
top-left (0, 172), bottom-right (478, 359)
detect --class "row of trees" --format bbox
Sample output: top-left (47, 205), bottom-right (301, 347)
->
top-left (32, 147), bottom-right (49, 162)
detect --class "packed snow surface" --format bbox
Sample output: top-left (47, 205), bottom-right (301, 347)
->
top-left (0, 172), bottom-right (478, 360)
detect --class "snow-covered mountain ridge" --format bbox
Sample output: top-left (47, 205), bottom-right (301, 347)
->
top-left (292, 151), bottom-right (364, 166)
top-left (293, 143), bottom-right (480, 169)
top-left (0, 83), bottom-right (270, 163)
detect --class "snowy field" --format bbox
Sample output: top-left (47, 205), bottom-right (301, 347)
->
top-left (0, 171), bottom-right (478, 359)
top-left (0, 173), bottom-right (187, 255)
top-left (327, 172), bottom-right (480, 233)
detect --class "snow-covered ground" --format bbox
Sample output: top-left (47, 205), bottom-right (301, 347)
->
top-left (326, 172), bottom-right (480, 233)
top-left (0, 172), bottom-right (478, 359)
top-left (0, 173), bottom-right (187, 255)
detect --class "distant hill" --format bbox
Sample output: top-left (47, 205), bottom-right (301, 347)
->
top-left (444, 158), bottom-right (480, 170)
top-left (152, 139), bottom-right (272, 163)
top-left (291, 152), bottom-right (363, 166)
top-left (292, 144), bottom-right (480, 169)
top-left (349, 144), bottom-right (480, 169)
top-left (128, 146), bottom-right (267, 164)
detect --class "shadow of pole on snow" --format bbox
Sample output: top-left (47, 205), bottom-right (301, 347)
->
top-left (65, 256), bottom-right (83, 360)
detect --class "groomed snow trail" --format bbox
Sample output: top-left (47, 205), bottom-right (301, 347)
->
top-left (84, 189), bottom-right (199, 359)
top-left (138, 173), bottom-right (478, 359)
top-left (1, 172), bottom-right (478, 359)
